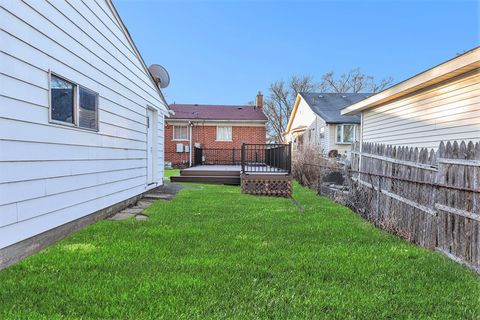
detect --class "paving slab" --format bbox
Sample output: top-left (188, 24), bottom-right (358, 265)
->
top-left (122, 208), bottom-right (144, 214)
top-left (143, 193), bottom-right (175, 200)
top-left (108, 212), bottom-right (135, 221)
top-left (135, 214), bottom-right (149, 221)
top-left (136, 201), bottom-right (153, 208)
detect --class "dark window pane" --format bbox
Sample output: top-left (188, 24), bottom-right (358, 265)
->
top-left (51, 75), bottom-right (74, 123)
top-left (336, 125), bottom-right (342, 143)
top-left (343, 125), bottom-right (354, 143)
top-left (79, 87), bottom-right (98, 130)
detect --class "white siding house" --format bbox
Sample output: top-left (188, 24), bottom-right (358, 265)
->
top-left (342, 47), bottom-right (480, 149)
top-left (284, 93), bottom-right (369, 157)
top-left (0, 0), bottom-right (169, 251)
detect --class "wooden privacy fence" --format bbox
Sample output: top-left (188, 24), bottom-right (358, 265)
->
top-left (350, 140), bottom-right (480, 273)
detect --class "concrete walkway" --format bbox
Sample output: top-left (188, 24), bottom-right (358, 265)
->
top-left (108, 182), bottom-right (181, 221)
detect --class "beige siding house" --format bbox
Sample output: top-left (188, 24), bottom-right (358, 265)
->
top-left (342, 47), bottom-right (480, 149)
top-left (284, 93), bottom-right (369, 157)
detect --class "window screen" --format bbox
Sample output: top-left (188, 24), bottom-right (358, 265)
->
top-left (51, 75), bottom-right (74, 124)
top-left (216, 126), bottom-right (232, 141)
top-left (343, 125), bottom-right (355, 143)
top-left (173, 126), bottom-right (188, 140)
top-left (336, 124), bottom-right (356, 143)
top-left (79, 87), bottom-right (98, 130)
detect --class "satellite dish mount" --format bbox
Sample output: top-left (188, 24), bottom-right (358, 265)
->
top-left (148, 64), bottom-right (170, 89)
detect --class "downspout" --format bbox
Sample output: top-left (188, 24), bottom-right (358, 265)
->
top-left (358, 111), bottom-right (364, 171)
top-left (189, 121), bottom-right (193, 167)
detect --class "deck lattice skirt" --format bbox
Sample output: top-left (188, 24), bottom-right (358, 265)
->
top-left (241, 174), bottom-right (292, 197)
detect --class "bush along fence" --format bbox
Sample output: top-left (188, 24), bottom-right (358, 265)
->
top-left (294, 141), bottom-right (480, 273)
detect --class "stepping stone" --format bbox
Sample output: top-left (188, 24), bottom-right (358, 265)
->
top-left (143, 193), bottom-right (174, 200)
top-left (108, 212), bottom-right (135, 221)
top-left (136, 201), bottom-right (153, 208)
top-left (122, 208), bottom-right (144, 214)
top-left (135, 214), bottom-right (149, 221)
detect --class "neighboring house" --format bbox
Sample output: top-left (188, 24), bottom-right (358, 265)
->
top-left (284, 93), bottom-right (370, 156)
top-left (165, 93), bottom-right (267, 166)
top-left (342, 47), bottom-right (480, 149)
top-left (0, 1), bottom-right (169, 256)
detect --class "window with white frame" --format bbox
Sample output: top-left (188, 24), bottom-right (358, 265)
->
top-left (216, 126), bottom-right (232, 141)
top-left (50, 74), bottom-right (98, 130)
top-left (173, 125), bottom-right (188, 140)
top-left (336, 124), bottom-right (356, 144)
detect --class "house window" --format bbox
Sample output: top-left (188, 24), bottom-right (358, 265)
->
top-left (50, 73), bottom-right (99, 131)
top-left (173, 125), bottom-right (188, 140)
top-left (319, 127), bottom-right (325, 139)
top-left (79, 87), bottom-right (98, 130)
top-left (336, 124), bottom-right (356, 144)
top-left (50, 75), bottom-right (75, 124)
top-left (216, 126), bottom-right (232, 141)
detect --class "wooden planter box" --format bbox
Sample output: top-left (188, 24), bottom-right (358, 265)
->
top-left (241, 174), bottom-right (292, 197)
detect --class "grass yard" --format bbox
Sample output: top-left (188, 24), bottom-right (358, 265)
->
top-left (0, 171), bottom-right (478, 319)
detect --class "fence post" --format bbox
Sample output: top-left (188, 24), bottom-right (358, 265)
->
top-left (288, 142), bottom-right (292, 174)
top-left (232, 148), bottom-right (235, 165)
top-left (376, 175), bottom-right (382, 225)
top-left (317, 163), bottom-right (322, 195)
top-left (241, 143), bottom-right (245, 174)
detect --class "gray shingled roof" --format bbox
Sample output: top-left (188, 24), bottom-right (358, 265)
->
top-left (299, 93), bottom-right (370, 124)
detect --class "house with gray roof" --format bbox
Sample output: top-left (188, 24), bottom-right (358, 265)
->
top-left (284, 93), bottom-right (370, 157)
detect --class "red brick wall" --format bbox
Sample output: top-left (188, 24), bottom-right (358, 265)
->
top-left (165, 123), bottom-right (266, 166)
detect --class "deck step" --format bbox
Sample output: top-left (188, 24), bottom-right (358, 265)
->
top-left (180, 170), bottom-right (240, 177)
top-left (171, 175), bottom-right (240, 185)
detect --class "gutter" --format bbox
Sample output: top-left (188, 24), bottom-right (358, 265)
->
top-left (165, 119), bottom-right (267, 123)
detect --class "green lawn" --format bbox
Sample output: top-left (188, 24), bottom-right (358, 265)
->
top-left (0, 179), bottom-right (478, 319)
top-left (164, 168), bottom-right (179, 179)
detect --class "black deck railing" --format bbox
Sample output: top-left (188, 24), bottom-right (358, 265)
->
top-left (241, 143), bottom-right (291, 174)
top-left (194, 147), bottom-right (241, 166)
top-left (192, 144), bottom-right (291, 174)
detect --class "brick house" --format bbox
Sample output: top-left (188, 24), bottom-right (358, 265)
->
top-left (165, 93), bottom-right (268, 167)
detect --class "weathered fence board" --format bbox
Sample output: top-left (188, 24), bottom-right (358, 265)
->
top-left (349, 140), bottom-right (480, 273)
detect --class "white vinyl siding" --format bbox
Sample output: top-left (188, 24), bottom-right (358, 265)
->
top-left (287, 97), bottom-right (357, 156)
top-left (362, 70), bottom-right (480, 149)
top-left (216, 126), bottom-right (232, 141)
top-left (0, 0), bottom-right (167, 248)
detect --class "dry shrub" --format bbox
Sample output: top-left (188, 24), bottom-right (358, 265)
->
top-left (292, 146), bottom-right (344, 192)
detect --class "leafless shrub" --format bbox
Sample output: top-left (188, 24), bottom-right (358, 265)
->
top-left (292, 146), bottom-right (343, 193)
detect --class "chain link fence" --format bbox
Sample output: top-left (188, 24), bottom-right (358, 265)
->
top-left (293, 141), bottom-right (480, 273)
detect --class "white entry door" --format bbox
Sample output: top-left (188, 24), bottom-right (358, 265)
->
top-left (146, 108), bottom-right (155, 184)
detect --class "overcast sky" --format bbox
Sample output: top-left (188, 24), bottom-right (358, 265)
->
top-left (114, 0), bottom-right (479, 105)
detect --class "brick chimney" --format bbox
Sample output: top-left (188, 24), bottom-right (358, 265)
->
top-left (256, 91), bottom-right (263, 110)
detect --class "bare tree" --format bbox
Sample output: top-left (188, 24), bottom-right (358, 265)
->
top-left (319, 68), bottom-right (393, 93)
top-left (263, 75), bottom-right (317, 143)
top-left (263, 70), bottom-right (393, 142)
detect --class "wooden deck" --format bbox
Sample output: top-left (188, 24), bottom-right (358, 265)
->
top-left (170, 165), bottom-right (289, 185)
top-left (171, 144), bottom-right (292, 195)
top-left (170, 165), bottom-right (241, 185)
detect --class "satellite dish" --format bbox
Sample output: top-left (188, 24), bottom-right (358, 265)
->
top-left (149, 64), bottom-right (170, 89)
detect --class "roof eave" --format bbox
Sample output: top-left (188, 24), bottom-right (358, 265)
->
top-left (325, 120), bottom-right (361, 124)
top-left (166, 118), bottom-right (267, 123)
top-left (284, 94), bottom-right (303, 134)
top-left (106, 0), bottom-right (170, 111)
top-left (341, 47), bottom-right (480, 115)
